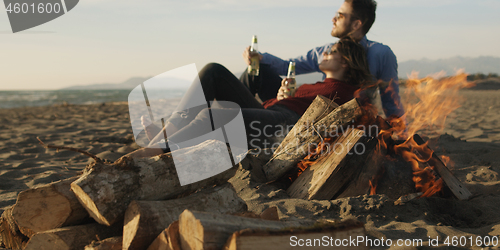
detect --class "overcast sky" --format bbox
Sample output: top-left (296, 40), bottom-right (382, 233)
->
top-left (1, 0), bottom-right (499, 90)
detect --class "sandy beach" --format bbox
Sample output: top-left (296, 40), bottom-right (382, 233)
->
top-left (1, 88), bottom-right (500, 249)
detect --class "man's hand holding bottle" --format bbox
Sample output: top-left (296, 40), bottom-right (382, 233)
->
top-left (242, 46), bottom-right (263, 66)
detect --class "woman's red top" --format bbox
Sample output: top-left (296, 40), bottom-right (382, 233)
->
top-left (262, 78), bottom-right (359, 115)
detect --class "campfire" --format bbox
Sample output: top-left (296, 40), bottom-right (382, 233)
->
top-left (273, 71), bottom-right (474, 202)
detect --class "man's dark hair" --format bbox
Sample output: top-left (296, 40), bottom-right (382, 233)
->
top-left (345, 0), bottom-right (377, 34)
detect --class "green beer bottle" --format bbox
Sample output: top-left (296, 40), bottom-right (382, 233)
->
top-left (247, 35), bottom-right (260, 76)
top-left (284, 62), bottom-right (296, 97)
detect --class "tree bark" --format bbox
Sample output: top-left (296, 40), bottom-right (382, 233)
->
top-left (71, 140), bottom-right (239, 226)
top-left (263, 98), bottom-right (363, 182)
top-left (123, 183), bottom-right (247, 250)
top-left (84, 236), bottom-right (122, 250)
top-left (286, 128), bottom-right (377, 200)
top-left (0, 207), bottom-right (28, 250)
top-left (178, 210), bottom-right (314, 250)
top-left (11, 176), bottom-right (88, 237)
top-left (223, 219), bottom-right (368, 250)
top-left (24, 223), bottom-right (122, 250)
top-left (147, 221), bottom-right (181, 250)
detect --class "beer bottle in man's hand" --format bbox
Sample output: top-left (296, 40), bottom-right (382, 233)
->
top-left (247, 35), bottom-right (260, 76)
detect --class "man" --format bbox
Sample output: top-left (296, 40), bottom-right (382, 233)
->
top-left (241, 0), bottom-right (404, 118)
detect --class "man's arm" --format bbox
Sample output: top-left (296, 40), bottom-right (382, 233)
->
top-left (377, 46), bottom-right (405, 118)
top-left (259, 43), bottom-right (332, 76)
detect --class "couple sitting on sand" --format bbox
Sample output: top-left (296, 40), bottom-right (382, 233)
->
top-left (125, 37), bottom-right (372, 159)
top-left (125, 0), bottom-right (404, 158)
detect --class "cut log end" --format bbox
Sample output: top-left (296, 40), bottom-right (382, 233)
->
top-left (179, 210), bottom-right (204, 250)
top-left (147, 221), bottom-right (181, 250)
top-left (11, 176), bottom-right (88, 238)
top-left (24, 233), bottom-right (69, 250)
top-left (0, 207), bottom-right (29, 250)
top-left (70, 183), bottom-right (111, 226)
top-left (14, 190), bottom-right (71, 237)
top-left (122, 202), bottom-right (142, 249)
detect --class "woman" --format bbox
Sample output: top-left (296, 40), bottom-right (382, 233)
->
top-left (126, 37), bottom-right (372, 158)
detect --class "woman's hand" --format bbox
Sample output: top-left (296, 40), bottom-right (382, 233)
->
top-left (277, 78), bottom-right (291, 101)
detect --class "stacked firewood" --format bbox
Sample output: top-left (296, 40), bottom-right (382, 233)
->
top-left (0, 96), bottom-right (371, 250)
top-left (0, 139), bottom-right (368, 249)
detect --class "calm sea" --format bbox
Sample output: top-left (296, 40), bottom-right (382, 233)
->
top-left (0, 89), bottom-right (186, 109)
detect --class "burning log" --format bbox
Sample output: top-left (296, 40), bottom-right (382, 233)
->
top-left (24, 223), bottom-right (122, 250)
top-left (264, 98), bottom-right (363, 182)
top-left (362, 154), bottom-right (416, 199)
top-left (71, 140), bottom-right (239, 226)
top-left (413, 134), bottom-right (472, 200)
top-left (123, 183), bottom-right (247, 250)
top-left (223, 219), bottom-right (368, 250)
top-left (334, 138), bottom-right (386, 199)
top-left (11, 176), bottom-right (88, 237)
top-left (85, 236), bottom-right (123, 250)
top-left (0, 207), bottom-right (28, 250)
top-left (147, 221), bottom-right (181, 250)
top-left (287, 128), bottom-right (377, 200)
top-left (178, 210), bottom-right (315, 250)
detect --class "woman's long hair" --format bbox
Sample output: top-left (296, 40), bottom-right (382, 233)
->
top-left (336, 37), bottom-right (373, 87)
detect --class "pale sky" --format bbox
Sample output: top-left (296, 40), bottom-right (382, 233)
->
top-left (1, 0), bottom-right (499, 90)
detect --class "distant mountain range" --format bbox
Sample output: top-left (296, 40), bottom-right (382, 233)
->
top-left (61, 76), bottom-right (151, 90)
top-left (398, 56), bottom-right (500, 78)
top-left (60, 56), bottom-right (500, 90)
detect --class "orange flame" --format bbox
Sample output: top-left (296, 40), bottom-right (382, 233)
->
top-left (386, 71), bottom-right (473, 197)
top-left (440, 155), bottom-right (455, 170)
top-left (368, 71), bottom-right (473, 197)
top-left (369, 180), bottom-right (377, 195)
top-left (396, 71), bottom-right (475, 138)
top-left (289, 137), bottom-right (337, 182)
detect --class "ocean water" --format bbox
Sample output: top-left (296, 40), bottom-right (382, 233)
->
top-left (0, 89), bottom-right (186, 109)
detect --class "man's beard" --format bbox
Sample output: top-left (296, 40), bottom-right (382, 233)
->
top-left (331, 22), bottom-right (353, 38)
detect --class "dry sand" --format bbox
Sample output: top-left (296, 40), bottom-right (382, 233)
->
top-left (1, 90), bottom-right (500, 249)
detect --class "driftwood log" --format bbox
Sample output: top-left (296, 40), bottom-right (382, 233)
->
top-left (264, 98), bottom-right (363, 182)
top-left (287, 128), bottom-right (377, 200)
top-left (84, 236), bottom-right (123, 250)
top-left (147, 221), bottom-right (181, 250)
top-left (178, 210), bottom-right (314, 250)
top-left (0, 207), bottom-right (28, 250)
top-left (123, 183), bottom-right (247, 250)
top-left (223, 219), bottom-right (368, 250)
top-left (11, 176), bottom-right (88, 237)
top-left (24, 223), bottom-right (122, 250)
top-left (71, 140), bottom-right (239, 226)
